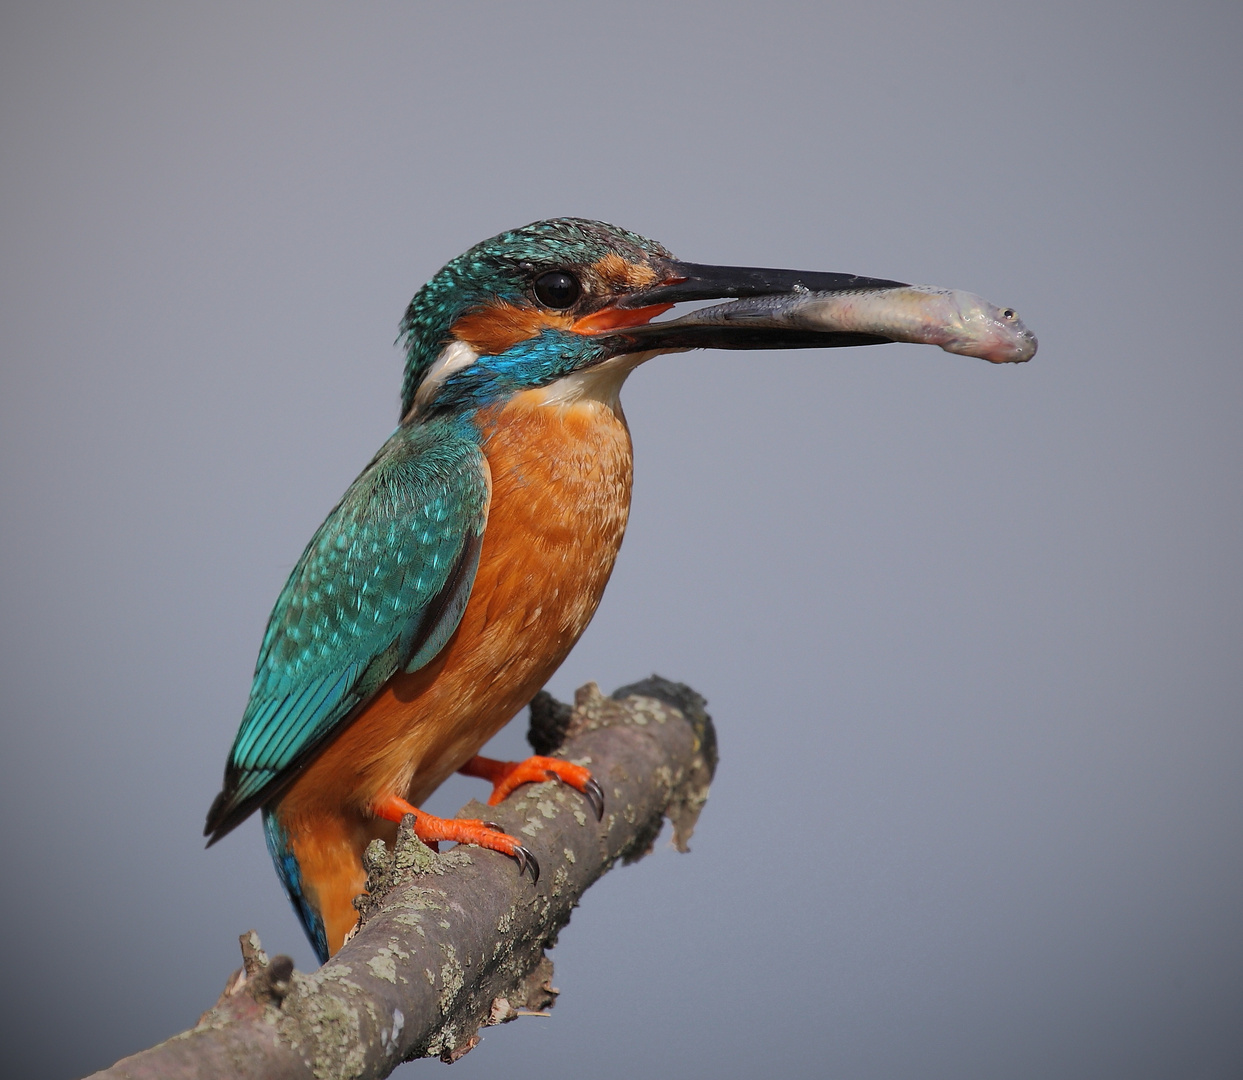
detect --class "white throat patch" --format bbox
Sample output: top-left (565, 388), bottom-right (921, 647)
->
top-left (411, 339), bottom-right (480, 415)
top-left (534, 350), bottom-right (662, 409)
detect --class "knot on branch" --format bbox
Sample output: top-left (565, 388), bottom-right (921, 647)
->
top-left (352, 816), bottom-right (452, 928)
top-left (526, 689), bottom-right (574, 755)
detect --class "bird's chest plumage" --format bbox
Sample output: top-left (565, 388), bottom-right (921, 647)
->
top-left (283, 382), bottom-right (634, 813)
top-left (469, 388), bottom-right (635, 678)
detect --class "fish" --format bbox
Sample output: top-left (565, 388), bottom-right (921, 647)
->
top-left (663, 285), bottom-right (1037, 364)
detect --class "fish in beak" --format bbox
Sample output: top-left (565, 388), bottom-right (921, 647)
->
top-left (604, 261), bottom-right (1037, 364)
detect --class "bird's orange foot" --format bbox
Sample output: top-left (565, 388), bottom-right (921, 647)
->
top-left (373, 795), bottom-right (539, 883)
top-left (458, 754), bottom-right (604, 819)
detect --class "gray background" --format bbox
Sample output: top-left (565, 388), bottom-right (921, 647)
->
top-left (2, 3), bottom-right (1240, 1077)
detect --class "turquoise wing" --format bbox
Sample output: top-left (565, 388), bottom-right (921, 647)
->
top-left (204, 422), bottom-right (490, 842)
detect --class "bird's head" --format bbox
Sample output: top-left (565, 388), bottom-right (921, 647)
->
top-left (399, 217), bottom-right (1034, 419)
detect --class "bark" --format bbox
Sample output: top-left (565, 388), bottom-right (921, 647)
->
top-left (89, 677), bottom-right (716, 1080)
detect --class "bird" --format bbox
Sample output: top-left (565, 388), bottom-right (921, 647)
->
top-left (205, 218), bottom-right (1035, 962)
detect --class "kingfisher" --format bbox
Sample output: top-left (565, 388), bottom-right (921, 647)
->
top-left (205, 218), bottom-right (1035, 963)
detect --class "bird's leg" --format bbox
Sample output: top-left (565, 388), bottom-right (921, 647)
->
top-left (458, 754), bottom-right (605, 819)
top-left (372, 795), bottom-right (540, 883)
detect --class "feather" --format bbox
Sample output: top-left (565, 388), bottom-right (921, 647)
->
top-left (204, 418), bottom-right (490, 842)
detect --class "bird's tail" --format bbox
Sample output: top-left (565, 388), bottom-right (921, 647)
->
top-left (262, 808), bottom-right (331, 964)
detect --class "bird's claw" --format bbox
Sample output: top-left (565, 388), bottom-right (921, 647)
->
top-left (512, 844), bottom-right (540, 884)
top-left (543, 768), bottom-right (605, 820)
top-left (473, 819), bottom-right (539, 884)
top-left (582, 777), bottom-right (605, 820)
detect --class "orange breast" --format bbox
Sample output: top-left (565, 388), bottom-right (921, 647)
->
top-left (278, 387), bottom-right (635, 822)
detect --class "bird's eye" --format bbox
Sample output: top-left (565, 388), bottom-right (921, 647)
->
top-left (533, 270), bottom-right (581, 309)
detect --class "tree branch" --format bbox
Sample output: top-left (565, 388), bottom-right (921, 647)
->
top-left (89, 677), bottom-right (716, 1080)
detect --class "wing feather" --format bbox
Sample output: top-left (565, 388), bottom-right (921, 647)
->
top-left (205, 422), bottom-right (489, 841)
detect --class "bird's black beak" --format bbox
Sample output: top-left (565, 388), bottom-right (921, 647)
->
top-left (604, 259), bottom-right (912, 352)
top-left (624, 261), bottom-right (909, 307)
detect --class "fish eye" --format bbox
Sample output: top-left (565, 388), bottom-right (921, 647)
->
top-left (533, 270), bottom-right (581, 309)
top-left (1002, 308), bottom-right (1016, 320)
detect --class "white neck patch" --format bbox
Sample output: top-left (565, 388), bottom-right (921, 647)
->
top-left (410, 338), bottom-right (480, 415)
top-left (534, 350), bottom-right (663, 409)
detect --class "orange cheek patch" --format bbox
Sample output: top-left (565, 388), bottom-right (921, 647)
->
top-left (592, 253), bottom-right (659, 289)
top-left (451, 301), bottom-right (573, 356)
